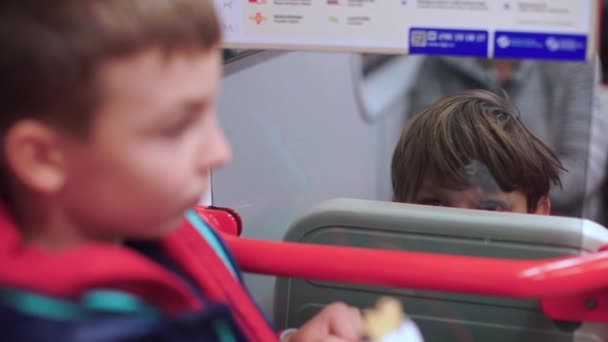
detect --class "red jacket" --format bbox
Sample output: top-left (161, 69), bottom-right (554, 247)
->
top-left (0, 204), bottom-right (278, 341)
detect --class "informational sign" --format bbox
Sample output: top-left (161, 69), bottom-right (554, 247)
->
top-left (214, 0), bottom-right (598, 61)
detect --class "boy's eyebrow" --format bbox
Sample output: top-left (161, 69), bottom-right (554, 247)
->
top-left (140, 99), bottom-right (210, 134)
top-left (154, 99), bottom-right (209, 122)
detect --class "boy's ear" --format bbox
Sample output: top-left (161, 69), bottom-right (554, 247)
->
top-left (4, 120), bottom-right (65, 194)
top-left (533, 196), bottom-right (551, 215)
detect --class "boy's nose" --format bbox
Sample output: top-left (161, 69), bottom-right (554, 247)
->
top-left (198, 115), bottom-right (232, 172)
top-left (210, 128), bottom-right (232, 168)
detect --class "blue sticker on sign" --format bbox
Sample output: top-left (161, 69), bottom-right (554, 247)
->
top-left (409, 28), bottom-right (488, 57)
top-left (493, 31), bottom-right (587, 61)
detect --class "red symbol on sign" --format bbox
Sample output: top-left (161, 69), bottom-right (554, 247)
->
top-left (249, 12), bottom-right (267, 24)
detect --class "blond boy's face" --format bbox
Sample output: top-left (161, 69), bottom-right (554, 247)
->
top-left (58, 48), bottom-right (230, 240)
top-left (411, 179), bottom-right (549, 214)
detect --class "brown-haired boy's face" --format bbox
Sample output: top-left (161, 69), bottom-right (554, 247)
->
top-left (411, 178), bottom-right (550, 215)
top-left (11, 48), bottom-right (231, 246)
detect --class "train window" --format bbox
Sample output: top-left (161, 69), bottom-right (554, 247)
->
top-left (403, 56), bottom-right (604, 222)
top-left (354, 54), bottom-right (424, 123)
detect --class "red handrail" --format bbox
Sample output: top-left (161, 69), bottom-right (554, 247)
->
top-left (223, 234), bottom-right (608, 322)
top-left (197, 205), bottom-right (608, 322)
top-left (224, 234), bottom-right (608, 298)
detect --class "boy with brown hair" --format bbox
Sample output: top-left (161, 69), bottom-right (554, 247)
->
top-left (391, 89), bottom-right (563, 214)
top-left (0, 1), bottom-right (363, 341)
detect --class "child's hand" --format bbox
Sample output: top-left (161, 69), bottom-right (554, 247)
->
top-left (286, 302), bottom-right (364, 342)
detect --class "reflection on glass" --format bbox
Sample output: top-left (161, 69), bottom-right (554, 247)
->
top-left (400, 57), bottom-right (606, 223)
top-left (222, 49), bottom-right (258, 64)
top-left (361, 54), bottom-right (397, 76)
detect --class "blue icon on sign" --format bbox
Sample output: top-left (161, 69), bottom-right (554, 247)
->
top-left (494, 31), bottom-right (587, 61)
top-left (409, 28), bottom-right (488, 57)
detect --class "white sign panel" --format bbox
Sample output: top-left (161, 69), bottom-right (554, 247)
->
top-left (215, 1), bottom-right (598, 61)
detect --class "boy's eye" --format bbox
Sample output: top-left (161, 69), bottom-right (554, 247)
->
top-left (477, 199), bottom-right (511, 212)
top-left (160, 111), bottom-right (203, 137)
top-left (162, 123), bottom-right (188, 137)
top-left (161, 120), bottom-right (191, 137)
top-left (416, 198), bottom-right (444, 207)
